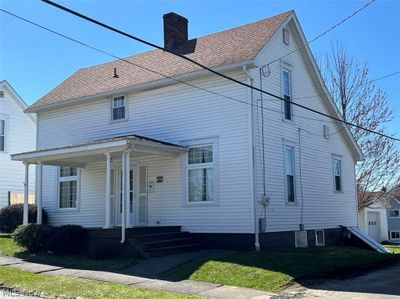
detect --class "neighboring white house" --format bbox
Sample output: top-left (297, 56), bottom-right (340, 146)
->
top-left (358, 202), bottom-right (389, 243)
top-left (0, 80), bottom-right (36, 208)
top-left (12, 11), bottom-right (363, 250)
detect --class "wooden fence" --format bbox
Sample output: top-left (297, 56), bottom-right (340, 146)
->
top-left (8, 191), bottom-right (35, 205)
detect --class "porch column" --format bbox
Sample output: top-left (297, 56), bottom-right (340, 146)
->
top-left (121, 151), bottom-right (127, 243)
top-left (23, 162), bottom-right (29, 225)
top-left (36, 162), bottom-right (43, 224)
top-left (125, 151), bottom-right (131, 228)
top-left (104, 153), bottom-right (112, 229)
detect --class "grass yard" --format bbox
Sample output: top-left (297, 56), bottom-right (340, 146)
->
top-left (162, 246), bottom-right (397, 293)
top-left (0, 266), bottom-right (197, 299)
top-left (385, 245), bottom-right (400, 254)
top-left (0, 234), bottom-right (137, 271)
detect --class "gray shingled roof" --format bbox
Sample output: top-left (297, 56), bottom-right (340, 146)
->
top-left (29, 11), bottom-right (291, 110)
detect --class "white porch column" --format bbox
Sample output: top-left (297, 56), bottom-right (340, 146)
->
top-left (104, 153), bottom-right (112, 229)
top-left (121, 151), bottom-right (127, 243)
top-left (36, 162), bottom-right (43, 224)
top-left (23, 162), bottom-right (29, 225)
top-left (125, 151), bottom-right (131, 228)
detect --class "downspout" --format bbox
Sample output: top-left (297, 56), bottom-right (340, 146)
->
top-left (243, 65), bottom-right (260, 251)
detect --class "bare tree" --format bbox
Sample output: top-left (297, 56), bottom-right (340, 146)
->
top-left (319, 42), bottom-right (400, 209)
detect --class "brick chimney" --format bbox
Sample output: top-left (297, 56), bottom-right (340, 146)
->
top-left (163, 12), bottom-right (188, 51)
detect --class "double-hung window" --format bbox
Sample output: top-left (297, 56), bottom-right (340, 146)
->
top-left (0, 119), bottom-right (5, 152)
top-left (284, 145), bottom-right (295, 203)
top-left (58, 167), bottom-right (79, 209)
top-left (112, 96), bottom-right (126, 121)
top-left (333, 157), bottom-right (342, 192)
top-left (389, 209), bottom-right (400, 218)
top-left (282, 69), bottom-right (292, 121)
top-left (391, 231), bottom-right (400, 240)
top-left (187, 145), bottom-right (214, 202)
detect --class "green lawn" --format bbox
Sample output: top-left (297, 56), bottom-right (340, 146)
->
top-left (162, 246), bottom-right (397, 293)
top-left (0, 266), bottom-right (197, 299)
top-left (0, 234), bottom-right (137, 271)
top-left (385, 245), bottom-right (400, 254)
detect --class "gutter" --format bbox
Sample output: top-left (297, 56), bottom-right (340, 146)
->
top-left (243, 65), bottom-right (260, 252)
top-left (26, 60), bottom-right (255, 113)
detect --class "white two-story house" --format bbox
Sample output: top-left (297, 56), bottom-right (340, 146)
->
top-left (0, 80), bottom-right (36, 208)
top-left (12, 11), bottom-right (363, 251)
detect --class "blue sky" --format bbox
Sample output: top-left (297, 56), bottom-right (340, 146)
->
top-left (1, 0), bottom-right (399, 133)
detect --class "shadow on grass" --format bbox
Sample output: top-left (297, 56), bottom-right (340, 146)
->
top-left (160, 246), bottom-right (399, 295)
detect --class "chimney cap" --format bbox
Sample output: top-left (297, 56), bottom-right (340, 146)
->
top-left (163, 12), bottom-right (188, 23)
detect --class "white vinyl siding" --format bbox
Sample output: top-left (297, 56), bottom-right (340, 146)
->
top-left (58, 167), bottom-right (79, 209)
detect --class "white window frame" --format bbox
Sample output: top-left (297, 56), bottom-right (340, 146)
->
top-left (283, 27), bottom-right (290, 45)
top-left (111, 95), bottom-right (128, 123)
top-left (388, 209), bottom-right (400, 218)
top-left (0, 117), bottom-right (6, 153)
top-left (182, 137), bottom-right (219, 206)
top-left (315, 229), bottom-right (325, 246)
top-left (57, 167), bottom-right (80, 211)
top-left (282, 68), bottom-right (293, 122)
top-left (390, 230), bottom-right (400, 240)
top-left (283, 142), bottom-right (296, 204)
top-left (332, 155), bottom-right (343, 193)
top-left (323, 125), bottom-right (330, 139)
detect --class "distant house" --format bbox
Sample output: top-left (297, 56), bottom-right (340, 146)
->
top-left (387, 185), bottom-right (400, 242)
top-left (0, 81), bottom-right (36, 208)
top-left (12, 11), bottom-right (363, 251)
top-left (358, 192), bottom-right (388, 243)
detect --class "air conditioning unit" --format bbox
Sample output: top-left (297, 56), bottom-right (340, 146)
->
top-left (295, 230), bottom-right (308, 248)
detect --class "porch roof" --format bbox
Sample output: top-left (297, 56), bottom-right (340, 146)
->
top-left (11, 134), bottom-right (187, 167)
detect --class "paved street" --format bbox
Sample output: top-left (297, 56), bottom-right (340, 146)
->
top-left (280, 261), bottom-right (400, 299)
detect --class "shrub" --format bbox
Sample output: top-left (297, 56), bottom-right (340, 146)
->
top-left (13, 224), bottom-right (51, 253)
top-left (88, 241), bottom-right (123, 260)
top-left (46, 225), bottom-right (88, 254)
top-left (0, 204), bottom-right (48, 233)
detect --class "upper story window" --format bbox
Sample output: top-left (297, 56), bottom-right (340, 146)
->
top-left (282, 69), bottom-right (292, 121)
top-left (0, 91), bottom-right (4, 98)
top-left (283, 28), bottom-right (290, 45)
top-left (284, 145), bottom-right (296, 203)
top-left (389, 209), bottom-right (400, 218)
top-left (112, 96), bottom-right (126, 121)
top-left (58, 167), bottom-right (79, 209)
top-left (187, 144), bottom-right (214, 203)
top-left (333, 157), bottom-right (342, 192)
top-left (0, 119), bottom-right (5, 152)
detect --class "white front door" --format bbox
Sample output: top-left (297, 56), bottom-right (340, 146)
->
top-left (367, 212), bottom-right (380, 242)
top-left (136, 165), bottom-right (148, 226)
top-left (113, 166), bottom-right (134, 226)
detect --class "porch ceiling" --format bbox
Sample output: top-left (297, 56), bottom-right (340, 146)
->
top-left (11, 134), bottom-right (187, 167)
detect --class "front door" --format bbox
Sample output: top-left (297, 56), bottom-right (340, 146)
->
top-left (367, 212), bottom-right (379, 241)
top-left (114, 167), bottom-right (134, 226)
top-left (113, 164), bottom-right (148, 226)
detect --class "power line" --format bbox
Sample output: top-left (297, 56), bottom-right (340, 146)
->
top-left (263, 0), bottom-right (376, 67)
top-left (40, 0), bottom-right (399, 142)
top-left (3, 6), bottom-right (399, 143)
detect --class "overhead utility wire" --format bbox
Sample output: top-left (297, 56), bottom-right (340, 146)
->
top-left (262, 0), bottom-right (376, 67)
top-left (40, 0), bottom-right (399, 142)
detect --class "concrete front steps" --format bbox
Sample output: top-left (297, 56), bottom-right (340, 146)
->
top-left (126, 226), bottom-right (203, 258)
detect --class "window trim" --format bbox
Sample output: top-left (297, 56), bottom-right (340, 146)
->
top-left (315, 229), bottom-right (325, 246)
top-left (388, 209), bottom-right (400, 218)
top-left (332, 154), bottom-right (343, 193)
top-left (281, 68), bottom-right (293, 122)
top-left (283, 27), bottom-right (290, 45)
top-left (283, 141), bottom-right (297, 204)
top-left (390, 230), bottom-right (400, 240)
top-left (110, 95), bottom-right (128, 123)
top-left (56, 167), bottom-right (80, 211)
top-left (0, 117), bottom-right (6, 153)
top-left (181, 137), bottom-right (219, 206)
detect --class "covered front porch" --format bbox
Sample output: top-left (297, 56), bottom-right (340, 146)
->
top-left (12, 135), bottom-right (187, 243)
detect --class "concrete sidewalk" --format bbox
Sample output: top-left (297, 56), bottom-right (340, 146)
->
top-left (0, 255), bottom-right (274, 299)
